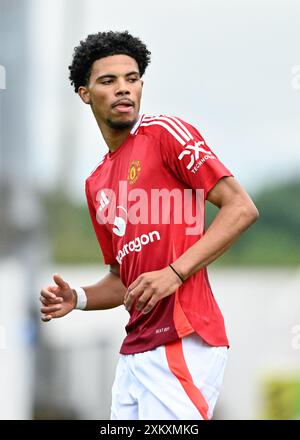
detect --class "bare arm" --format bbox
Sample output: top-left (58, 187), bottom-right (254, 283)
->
top-left (171, 176), bottom-right (259, 279)
top-left (40, 264), bottom-right (126, 321)
top-left (82, 264), bottom-right (126, 310)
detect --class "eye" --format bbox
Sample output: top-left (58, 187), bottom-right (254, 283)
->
top-left (128, 77), bottom-right (138, 83)
top-left (102, 79), bottom-right (113, 85)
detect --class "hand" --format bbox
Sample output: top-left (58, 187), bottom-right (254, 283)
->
top-left (123, 266), bottom-right (183, 314)
top-left (40, 273), bottom-right (77, 322)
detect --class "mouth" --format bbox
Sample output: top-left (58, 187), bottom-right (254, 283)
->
top-left (112, 100), bottom-right (134, 114)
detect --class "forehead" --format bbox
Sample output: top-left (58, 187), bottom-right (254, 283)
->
top-left (90, 54), bottom-right (139, 78)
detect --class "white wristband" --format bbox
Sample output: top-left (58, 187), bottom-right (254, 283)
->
top-left (74, 287), bottom-right (87, 310)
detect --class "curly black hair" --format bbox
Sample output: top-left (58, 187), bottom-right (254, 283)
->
top-left (68, 31), bottom-right (151, 93)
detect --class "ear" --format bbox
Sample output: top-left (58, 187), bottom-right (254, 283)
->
top-left (141, 80), bottom-right (144, 88)
top-left (78, 86), bottom-right (91, 104)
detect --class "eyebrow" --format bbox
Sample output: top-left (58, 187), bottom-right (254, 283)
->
top-left (96, 71), bottom-right (140, 81)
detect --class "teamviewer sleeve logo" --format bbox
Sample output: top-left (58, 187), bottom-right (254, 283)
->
top-left (178, 141), bottom-right (214, 170)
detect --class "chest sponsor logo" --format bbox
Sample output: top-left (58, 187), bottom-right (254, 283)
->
top-left (116, 230), bottom-right (161, 264)
top-left (127, 160), bottom-right (141, 185)
top-left (177, 140), bottom-right (215, 173)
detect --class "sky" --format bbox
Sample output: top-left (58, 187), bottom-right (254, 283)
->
top-left (25, 0), bottom-right (300, 202)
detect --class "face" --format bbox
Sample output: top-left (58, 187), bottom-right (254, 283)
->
top-left (79, 54), bottom-right (143, 131)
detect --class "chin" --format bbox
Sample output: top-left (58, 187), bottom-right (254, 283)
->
top-left (107, 117), bottom-right (137, 130)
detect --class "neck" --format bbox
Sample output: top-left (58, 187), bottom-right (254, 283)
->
top-left (94, 112), bottom-right (136, 151)
top-left (101, 124), bottom-right (132, 151)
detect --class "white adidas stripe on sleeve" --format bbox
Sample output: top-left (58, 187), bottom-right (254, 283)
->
top-left (168, 116), bottom-right (194, 141)
top-left (141, 115), bottom-right (195, 146)
top-left (141, 120), bottom-right (186, 146)
top-left (143, 115), bottom-right (192, 142)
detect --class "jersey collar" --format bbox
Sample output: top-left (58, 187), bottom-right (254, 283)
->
top-left (130, 114), bottom-right (145, 135)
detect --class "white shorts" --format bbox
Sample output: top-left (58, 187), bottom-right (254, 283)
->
top-left (110, 332), bottom-right (228, 420)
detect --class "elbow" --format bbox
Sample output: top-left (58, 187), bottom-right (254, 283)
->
top-left (241, 201), bottom-right (259, 227)
top-left (249, 202), bottom-right (259, 224)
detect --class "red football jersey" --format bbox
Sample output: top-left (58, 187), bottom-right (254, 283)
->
top-left (85, 115), bottom-right (233, 354)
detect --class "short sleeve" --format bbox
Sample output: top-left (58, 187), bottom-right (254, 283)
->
top-left (158, 116), bottom-right (233, 198)
top-left (85, 180), bottom-right (117, 265)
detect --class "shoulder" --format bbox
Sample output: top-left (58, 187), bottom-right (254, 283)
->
top-left (85, 152), bottom-right (109, 188)
top-left (137, 114), bottom-right (197, 146)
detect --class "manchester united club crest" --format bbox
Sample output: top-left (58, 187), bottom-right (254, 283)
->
top-left (127, 160), bottom-right (141, 185)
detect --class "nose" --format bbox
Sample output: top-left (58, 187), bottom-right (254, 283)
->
top-left (115, 78), bottom-right (130, 96)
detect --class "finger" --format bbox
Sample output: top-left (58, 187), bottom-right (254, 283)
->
top-left (124, 284), bottom-right (144, 311)
top-left (136, 289), bottom-right (152, 312)
top-left (41, 288), bottom-right (58, 301)
top-left (41, 314), bottom-right (52, 322)
top-left (41, 304), bottom-right (62, 314)
top-left (142, 298), bottom-right (157, 314)
top-left (40, 294), bottom-right (63, 305)
top-left (124, 276), bottom-right (143, 303)
top-left (53, 273), bottom-right (69, 289)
